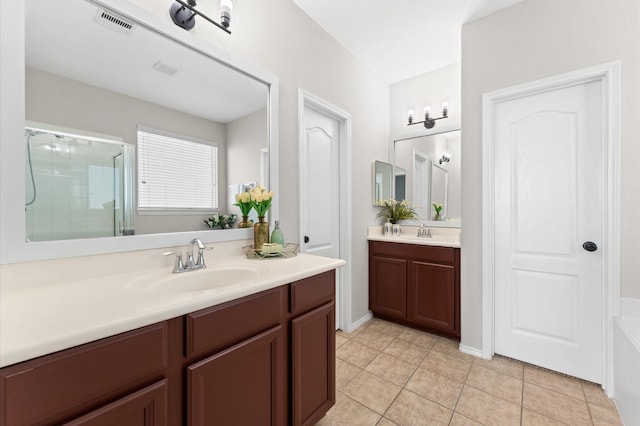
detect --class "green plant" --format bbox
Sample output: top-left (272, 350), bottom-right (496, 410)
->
top-left (376, 199), bottom-right (419, 224)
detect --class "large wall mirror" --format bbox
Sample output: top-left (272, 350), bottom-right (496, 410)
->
top-left (0, 0), bottom-right (279, 262)
top-left (392, 127), bottom-right (461, 228)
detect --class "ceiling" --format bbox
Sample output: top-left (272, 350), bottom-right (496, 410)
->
top-left (291, 0), bottom-right (523, 84)
top-left (26, 0), bottom-right (267, 123)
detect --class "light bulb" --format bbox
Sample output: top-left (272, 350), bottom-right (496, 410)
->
top-left (424, 106), bottom-right (431, 119)
top-left (220, 0), bottom-right (233, 28)
top-left (441, 102), bottom-right (449, 117)
top-left (407, 110), bottom-right (414, 124)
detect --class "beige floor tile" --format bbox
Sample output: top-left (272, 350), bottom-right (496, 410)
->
top-left (353, 328), bottom-right (396, 352)
top-left (336, 327), bottom-right (361, 339)
top-left (343, 370), bottom-right (402, 415)
top-left (449, 413), bottom-right (483, 426)
top-left (589, 402), bottom-right (624, 426)
top-left (473, 355), bottom-right (524, 380)
top-left (396, 327), bottom-right (439, 349)
top-left (382, 338), bottom-right (430, 365)
top-left (466, 364), bottom-right (523, 405)
top-left (317, 391), bottom-right (381, 426)
top-left (420, 350), bottom-right (472, 384)
top-left (336, 340), bottom-right (380, 368)
top-left (431, 340), bottom-right (476, 364)
top-left (524, 366), bottom-right (585, 400)
top-left (376, 417), bottom-right (399, 426)
top-left (336, 358), bottom-right (361, 391)
top-left (404, 367), bottom-right (463, 409)
top-left (455, 385), bottom-right (521, 426)
top-left (523, 382), bottom-right (591, 425)
top-left (521, 408), bottom-right (566, 425)
top-left (336, 333), bottom-right (349, 349)
top-left (364, 353), bottom-right (417, 387)
top-left (364, 318), bottom-right (405, 338)
top-left (385, 389), bottom-right (452, 426)
top-left (582, 381), bottom-right (617, 410)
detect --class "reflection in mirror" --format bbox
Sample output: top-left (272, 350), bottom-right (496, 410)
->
top-left (393, 129), bottom-right (461, 227)
top-left (372, 160), bottom-right (393, 206)
top-left (25, 0), bottom-right (269, 241)
top-left (430, 163), bottom-right (448, 220)
top-left (394, 167), bottom-right (406, 202)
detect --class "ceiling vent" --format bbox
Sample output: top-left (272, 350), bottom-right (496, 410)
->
top-left (94, 8), bottom-right (135, 36)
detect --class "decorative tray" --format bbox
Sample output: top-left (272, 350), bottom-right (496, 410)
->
top-left (242, 243), bottom-right (299, 259)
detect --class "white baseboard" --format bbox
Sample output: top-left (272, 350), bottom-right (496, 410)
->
top-left (346, 311), bottom-right (373, 332)
top-left (459, 344), bottom-right (490, 359)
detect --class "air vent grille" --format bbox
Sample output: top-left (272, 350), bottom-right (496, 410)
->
top-left (94, 8), bottom-right (135, 35)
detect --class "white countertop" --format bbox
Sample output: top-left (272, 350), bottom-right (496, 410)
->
top-left (0, 240), bottom-right (345, 368)
top-left (366, 226), bottom-right (461, 248)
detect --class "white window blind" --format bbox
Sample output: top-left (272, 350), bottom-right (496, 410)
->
top-left (137, 127), bottom-right (217, 211)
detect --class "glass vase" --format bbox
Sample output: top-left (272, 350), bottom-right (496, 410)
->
top-left (254, 217), bottom-right (270, 251)
top-left (238, 215), bottom-right (252, 228)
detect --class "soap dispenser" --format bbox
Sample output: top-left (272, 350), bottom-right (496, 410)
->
top-left (271, 220), bottom-right (285, 246)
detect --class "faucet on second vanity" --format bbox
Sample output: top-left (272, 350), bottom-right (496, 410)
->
top-left (417, 224), bottom-right (432, 238)
top-left (163, 238), bottom-right (212, 273)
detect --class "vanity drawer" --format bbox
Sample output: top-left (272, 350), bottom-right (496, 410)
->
top-left (0, 322), bottom-right (168, 426)
top-left (185, 286), bottom-right (286, 358)
top-left (369, 240), bottom-right (455, 264)
top-left (290, 270), bottom-right (335, 316)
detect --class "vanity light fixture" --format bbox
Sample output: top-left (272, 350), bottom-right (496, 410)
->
top-left (439, 151), bottom-right (451, 165)
top-left (169, 0), bottom-right (233, 34)
top-left (407, 102), bottom-right (449, 129)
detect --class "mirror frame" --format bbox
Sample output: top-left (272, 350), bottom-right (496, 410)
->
top-left (0, 0), bottom-right (279, 263)
top-left (389, 124), bottom-right (461, 228)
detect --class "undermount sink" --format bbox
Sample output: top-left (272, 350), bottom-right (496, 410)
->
top-left (128, 265), bottom-right (267, 294)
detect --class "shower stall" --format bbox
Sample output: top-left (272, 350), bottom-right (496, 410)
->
top-left (25, 127), bottom-right (134, 242)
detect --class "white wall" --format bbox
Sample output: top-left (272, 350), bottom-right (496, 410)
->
top-left (104, 0), bottom-right (391, 324)
top-left (390, 63), bottom-right (461, 137)
top-left (461, 0), bottom-right (640, 351)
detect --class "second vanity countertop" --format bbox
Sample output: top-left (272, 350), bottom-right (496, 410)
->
top-left (0, 240), bottom-right (345, 368)
top-left (367, 225), bottom-right (461, 248)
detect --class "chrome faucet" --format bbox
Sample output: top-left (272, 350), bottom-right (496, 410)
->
top-left (163, 238), bottom-right (211, 273)
top-left (417, 224), bottom-right (432, 238)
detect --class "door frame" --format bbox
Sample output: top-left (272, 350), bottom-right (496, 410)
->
top-left (481, 61), bottom-right (621, 394)
top-left (298, 89), bottom-right (353, 332)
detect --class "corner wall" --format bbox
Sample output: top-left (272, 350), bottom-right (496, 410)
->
top-left (461, 0), bottom-right (640, 351)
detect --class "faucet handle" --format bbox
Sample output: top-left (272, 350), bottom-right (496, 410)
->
top-left (163, 251), bottom-right (184, 273)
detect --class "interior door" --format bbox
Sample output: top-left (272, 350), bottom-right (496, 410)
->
top-left (300, 104), bottom-right (341, 326)
top-left (494, 80), bottom-right (604, 383)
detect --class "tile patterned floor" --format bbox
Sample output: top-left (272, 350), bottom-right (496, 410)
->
top-left (318, 318), bottom-right (623, 426)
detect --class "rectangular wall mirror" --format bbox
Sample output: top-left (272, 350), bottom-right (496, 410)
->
top-left (392, 128), bottom-right (461, 227)
top-left (372, 160), bottom-right (393, 206)
top-left (1, 0), bottom-right (279, 262)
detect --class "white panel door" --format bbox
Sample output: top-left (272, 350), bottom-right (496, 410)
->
top-left (300, 106), bottom-right (340, 259)
top-left (494, 80), bottom-right (604, 382)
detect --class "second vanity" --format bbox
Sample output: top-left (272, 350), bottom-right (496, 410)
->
top-left (0, 240), bottom-right (345, 425)
top-left (367, 226), bottom-right (461, 340)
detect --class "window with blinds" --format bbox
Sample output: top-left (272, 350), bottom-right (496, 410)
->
top-left (137, 127), bottom-right (218, 211)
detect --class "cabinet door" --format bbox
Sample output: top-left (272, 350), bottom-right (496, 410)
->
top-left (187, 325), bottom-right (286, 426)
top-left (370, 255), bottom-right (407, 318)
top-left (64, 380), bottom-right (167, 426)
top-left (408, 261), bottom-right (456, 335)
top-left (291, 302), bottom-right (335, 426)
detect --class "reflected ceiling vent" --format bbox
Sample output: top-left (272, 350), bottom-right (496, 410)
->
top-left (152, 61), bottom-right (179, 76)
top-left (94, 8), bottom-right (135, 36)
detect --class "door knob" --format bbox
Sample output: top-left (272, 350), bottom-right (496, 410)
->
top-left (304, 236), bottom-right (310, 243)
top-left (583, 241), bottom-right (598, 252)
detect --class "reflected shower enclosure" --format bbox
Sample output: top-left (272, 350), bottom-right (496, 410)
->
top-left (24, 128), bottom-right (134, 242)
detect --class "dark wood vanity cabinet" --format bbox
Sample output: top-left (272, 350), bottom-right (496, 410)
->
top-left (0, 270), bottom-right (337, 426)
top-left (369, 240), bottom-right (460, 340)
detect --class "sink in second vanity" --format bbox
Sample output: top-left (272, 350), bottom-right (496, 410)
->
top-left (126, 264), bottom-right (268, 294)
